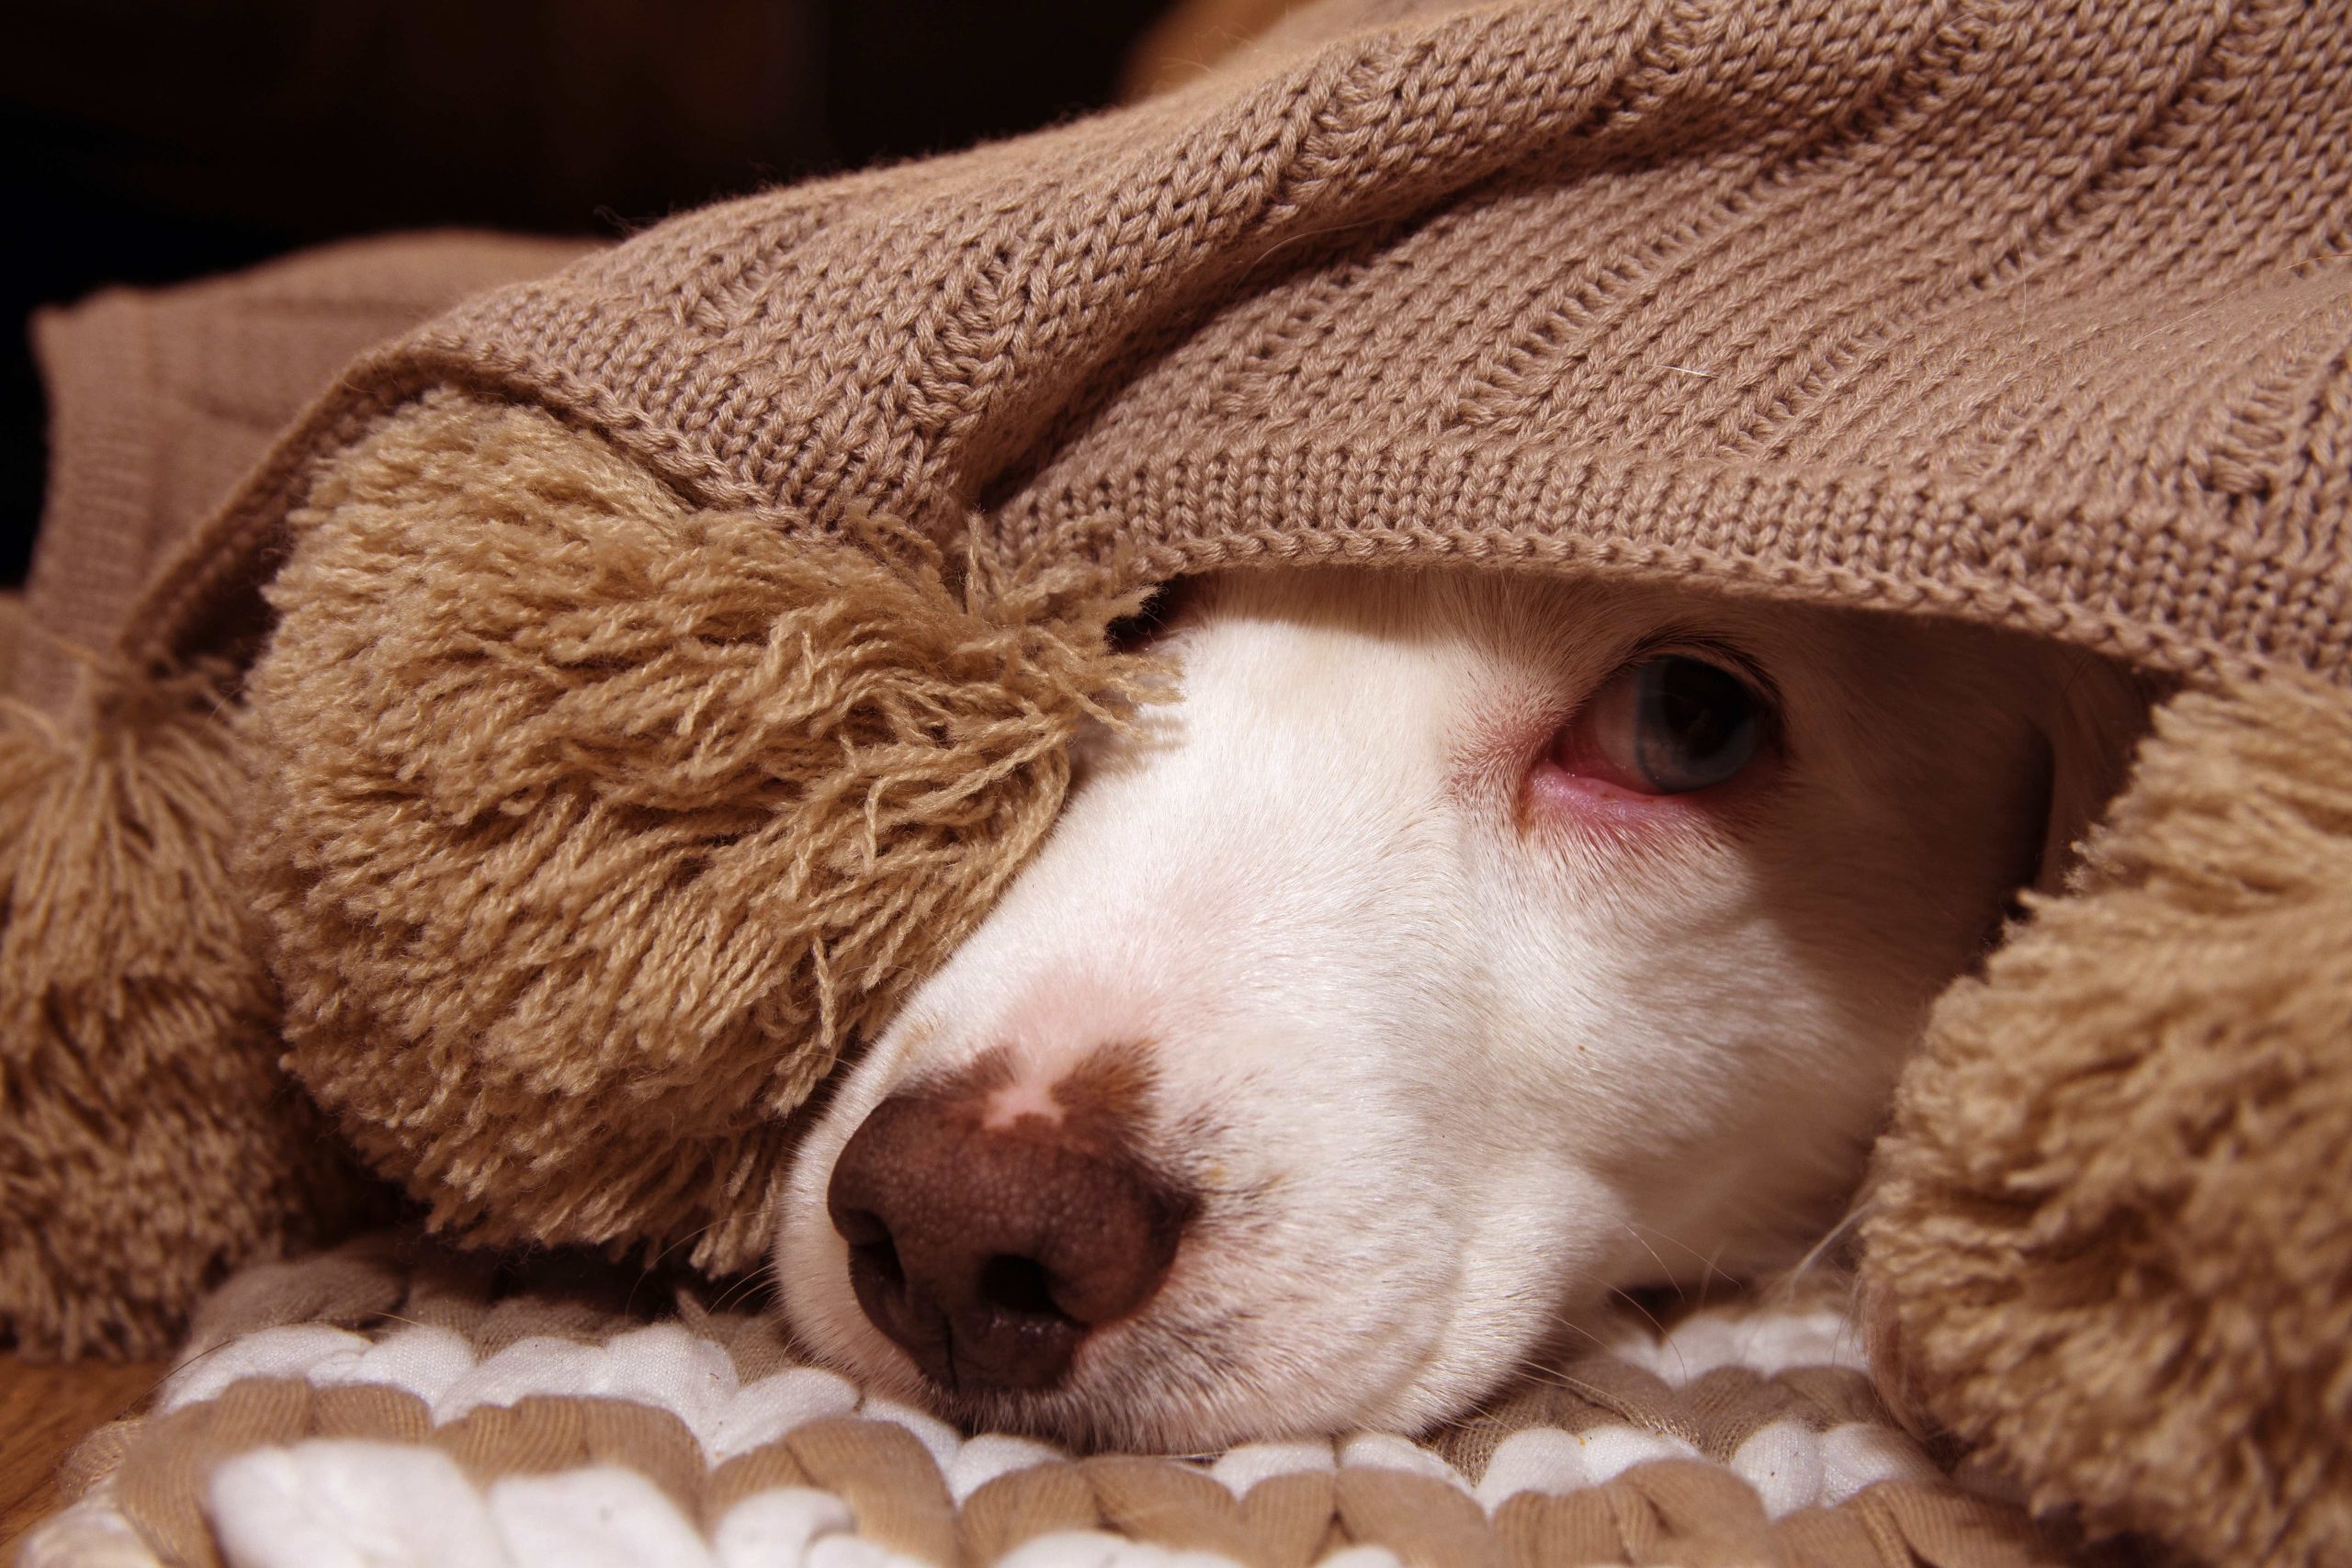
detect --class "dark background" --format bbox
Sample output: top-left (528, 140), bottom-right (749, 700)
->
top-left (0, 0), bottom-right (1179, 589)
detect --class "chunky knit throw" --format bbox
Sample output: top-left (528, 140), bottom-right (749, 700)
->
top-left (135, 0), bottom-right (2352, 685)
top-left (5, 1), bottom-right (2349, 1563)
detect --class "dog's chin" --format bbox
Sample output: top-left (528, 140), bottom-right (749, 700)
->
top-left (814, 1338), bottom-right (1456, 1456)
top-left (773, 1215), bottom-right (1540, 1452)
top-left (791, 1323), bottom-right (1516, 1456)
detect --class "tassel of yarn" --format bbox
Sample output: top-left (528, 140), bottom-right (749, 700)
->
top-left (0, 667), bottom-right (372, 1359)
top-left (252, 392), bottom-right (1158, 1277)
top-left (1862, 670), bottom-right (2352, 1566)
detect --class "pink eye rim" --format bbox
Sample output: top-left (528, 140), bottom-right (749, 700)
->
top-left (1545, 651), bottom-right (1780, 800)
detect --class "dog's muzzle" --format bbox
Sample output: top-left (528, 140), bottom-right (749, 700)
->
top-left (826, 1077), bottom-right (1193, 1393)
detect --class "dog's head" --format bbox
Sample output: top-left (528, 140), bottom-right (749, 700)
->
top-left (774, 568), bottom-right (2146, 1450)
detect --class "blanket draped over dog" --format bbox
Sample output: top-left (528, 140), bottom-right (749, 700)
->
top-left (5, 0), bottom-right (2348, 1562)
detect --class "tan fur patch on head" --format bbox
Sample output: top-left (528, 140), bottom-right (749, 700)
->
top-left (1861, 669), bottom-right (2352, 1564)
top-left (248, 391), bottom-right (1155, 1274)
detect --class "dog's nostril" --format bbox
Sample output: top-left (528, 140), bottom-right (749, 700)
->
top-left (977, 1254), bottom-right (1064, 1319)
top-left (834, 1209), bottom-right (902, 1288)
top-left (847, 1234), bottom-right (903, 1292)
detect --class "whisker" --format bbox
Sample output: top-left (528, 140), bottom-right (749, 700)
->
top-left (1617, 1221), bottom-right (1685, 1303)
top-left (707, 1270), bottom-right (775, 1315)
top-left (1539, 1312), bottom-right (1617, 1359)
top-left (1606, 1286), bottom-right (1687, 1383)
top-left (1772, 1204), bottom-right (1865, 1303)
top-left (1515, 1365), bottom-right (1636, 1413)
top-left (1623, 1219), bottom-right (1738, 1295)
top-left (627, 1216), bottom-right (729, 1315)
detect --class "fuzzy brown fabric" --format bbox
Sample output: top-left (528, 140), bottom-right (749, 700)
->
top-left (1, 234), bottom-right (590, 1360)
top-left (1863, 668), bottom-right (2352, 1565)
top-left (0, 672), bottom-right (376, 1358)
top-left (251, 392), bottom-right (1153, 1272)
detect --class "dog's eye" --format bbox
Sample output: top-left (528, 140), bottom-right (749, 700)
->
top-left (1554, 655), bottom-right (1769, 795)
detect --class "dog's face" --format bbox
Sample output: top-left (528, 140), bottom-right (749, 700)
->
top-left (774, 569), bottom-right (2143, 1450)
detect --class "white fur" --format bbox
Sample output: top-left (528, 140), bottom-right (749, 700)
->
top-left (774, 569), bottom-right (2143, 1451)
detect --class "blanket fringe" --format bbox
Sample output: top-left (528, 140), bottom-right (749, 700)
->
top-left (1864, 669), bottom-right (2352, 1566)
top-left (250, 393), bottom-right (1156, 1277)
top-left (0, 665), bottom-right (373, 1359)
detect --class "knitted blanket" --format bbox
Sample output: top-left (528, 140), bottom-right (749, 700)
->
top-left (20, 1238), bottom-right (2060, 1568)
top-left (11, 231), bottom-right (591, 722)
top-left (0, 216), bottom-right (2060, 1568)
top-left (8, 2), bottom-right (2349, 1561)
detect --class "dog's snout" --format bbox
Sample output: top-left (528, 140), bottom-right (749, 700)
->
top-left (826, 1087), bottom-right (1189, 1393)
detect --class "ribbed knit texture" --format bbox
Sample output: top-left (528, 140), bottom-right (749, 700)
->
top-left (20, 232), bottom-right (589, 718)
top-left (136, 0), bottom-right (2351, 688)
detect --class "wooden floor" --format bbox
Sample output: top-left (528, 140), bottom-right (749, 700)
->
top-left (0, 1354), bottom-right (170, 1554)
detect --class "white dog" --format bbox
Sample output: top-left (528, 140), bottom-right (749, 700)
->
top-left (775, 567), bottom-right (2147, 1451)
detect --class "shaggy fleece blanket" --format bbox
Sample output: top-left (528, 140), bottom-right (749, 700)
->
top-left (20, 1238), bottom-right (2063, 1568)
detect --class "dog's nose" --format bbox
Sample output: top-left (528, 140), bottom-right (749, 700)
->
top-left (826, 1089), bottom-right (1188, 1393)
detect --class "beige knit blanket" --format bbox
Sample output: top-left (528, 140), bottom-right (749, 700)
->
top-left (19, 1237), bottom-right (2066, 1568)
top-left (7, 226), bottom-right (2058, 1568)
top-left (12, 231), bottom-right (589, 722)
